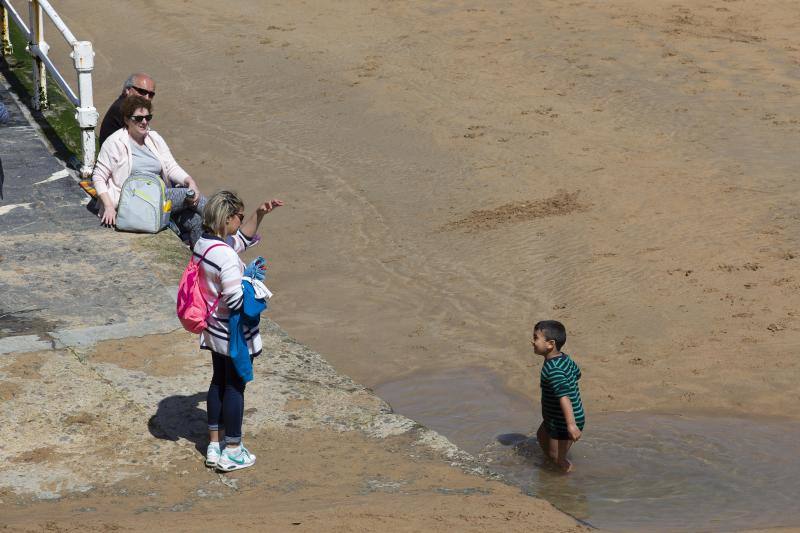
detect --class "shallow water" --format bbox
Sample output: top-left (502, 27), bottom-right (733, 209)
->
top-left (376, 368), bottom-right (800, 532)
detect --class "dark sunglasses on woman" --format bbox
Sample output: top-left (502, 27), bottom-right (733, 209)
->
top-left (130, 114), bottom-right (153, 123)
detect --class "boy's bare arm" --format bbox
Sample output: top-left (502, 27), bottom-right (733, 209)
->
top-left (559, 396), bottom-right (582, 442)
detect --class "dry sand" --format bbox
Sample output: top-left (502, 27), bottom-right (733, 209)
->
top-left (11, 0), bottom-right (800, 529)
top-left (3, 428), bottom-right (583, 533)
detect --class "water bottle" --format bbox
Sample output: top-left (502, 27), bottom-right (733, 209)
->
top-left (184, 188), bottom-right (196, 206)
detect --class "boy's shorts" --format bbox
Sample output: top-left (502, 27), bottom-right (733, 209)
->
top-left (544, 418), bottom-right (585, 441)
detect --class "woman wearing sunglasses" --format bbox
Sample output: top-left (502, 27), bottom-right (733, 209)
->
top-left (92, 95), bottom-right (206, 244)
top-left (193, 190), bottom-right (282, 471)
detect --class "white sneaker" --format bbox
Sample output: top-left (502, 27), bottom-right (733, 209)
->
top-left (205, 442), bottom-right (221, 467)
top-left (216, 445), bottom-right (256, 472)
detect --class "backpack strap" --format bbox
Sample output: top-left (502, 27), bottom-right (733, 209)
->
top-left (194, 242), bottom-right (227, 264)
top-left (195, 242), bottom-right (228, 313)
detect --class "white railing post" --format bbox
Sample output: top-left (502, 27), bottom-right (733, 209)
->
top-left (3, 0), bottom-right (96, 173)
top-left (29, 0), bottom-right (48, 110)
top-left (71, 40), bottom-right (97, 177)
top-left (1, 3), bottom-right (12, 56)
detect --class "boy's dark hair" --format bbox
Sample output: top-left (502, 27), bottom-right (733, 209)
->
top-left (534, 320), bottom-right (567, 350)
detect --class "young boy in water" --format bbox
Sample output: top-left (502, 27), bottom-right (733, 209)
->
top-left (531, 320), bottom-right (585, 472)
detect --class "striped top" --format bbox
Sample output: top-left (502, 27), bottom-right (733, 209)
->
top-left (540, 353), bottom-right (585, 434)
top-left (193, 231), bottom-right (262, 357)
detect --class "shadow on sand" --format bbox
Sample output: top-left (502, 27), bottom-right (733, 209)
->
top-left (148, 392), bottom-right (209, 454)
top-left (497, 432), bottom-right (540, 456)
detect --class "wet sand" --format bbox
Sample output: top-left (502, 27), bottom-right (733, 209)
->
top-left (26, 0), bottom-right (800, 526)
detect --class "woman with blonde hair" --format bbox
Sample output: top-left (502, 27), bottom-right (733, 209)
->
top-left (194, 190), bottom-right (283, 471)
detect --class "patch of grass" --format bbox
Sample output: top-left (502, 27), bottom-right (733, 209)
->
top-left (4, 21), bottom-right (85, 156)
top-left (131, 231), bottom-right (191, 281)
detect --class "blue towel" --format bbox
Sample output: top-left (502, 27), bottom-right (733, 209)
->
top-left (243, 256), bottom-right (266, 281)
top-left (228, 279), bottom-right (267, 382)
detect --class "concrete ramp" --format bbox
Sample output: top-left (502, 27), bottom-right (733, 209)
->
top-left (0, 76), bottom-right (184, 353)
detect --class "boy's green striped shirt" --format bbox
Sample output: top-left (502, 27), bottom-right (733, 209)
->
top-left (540, 353), bottom-right (585, 437)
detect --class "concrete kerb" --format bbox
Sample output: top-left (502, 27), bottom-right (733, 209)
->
top-left (0, 319), bottom-right (182, 355)
top-left (49, 317), bottom-right (181, 350)
top-left (0, 334), bottom-right (52, 354)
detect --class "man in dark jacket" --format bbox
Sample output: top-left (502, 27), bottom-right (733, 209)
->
top-left (97, 73), bottom-right (155, 146)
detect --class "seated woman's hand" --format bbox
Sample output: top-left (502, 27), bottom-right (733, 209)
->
top-left (184, 177), bottom-right (201, 207)
top-left (100, 205), bottom-right (117, 227)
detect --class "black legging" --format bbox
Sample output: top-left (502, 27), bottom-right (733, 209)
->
top-left (206, 351), bottom-right (247, 445)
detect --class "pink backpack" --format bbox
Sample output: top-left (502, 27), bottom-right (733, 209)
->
top-left (176, 243), bottom-right (226, 333)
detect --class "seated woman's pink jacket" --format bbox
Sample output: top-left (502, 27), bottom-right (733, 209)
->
top-left (91, 127), bottom-right (190, 215)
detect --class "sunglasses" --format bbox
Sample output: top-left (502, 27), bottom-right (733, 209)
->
top-left (132, 85), bottom-right (156, 98)
top-left (130, 114), bottom-right (153, 123)
top-left (232, 212), bottom-right (245, 222)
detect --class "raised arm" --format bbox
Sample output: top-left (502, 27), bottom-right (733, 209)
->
top-left (240, 199), bottom-right (283, 238)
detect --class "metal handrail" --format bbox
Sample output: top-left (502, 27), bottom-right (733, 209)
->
top-left (0, 0), bottom-right (97, 177)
